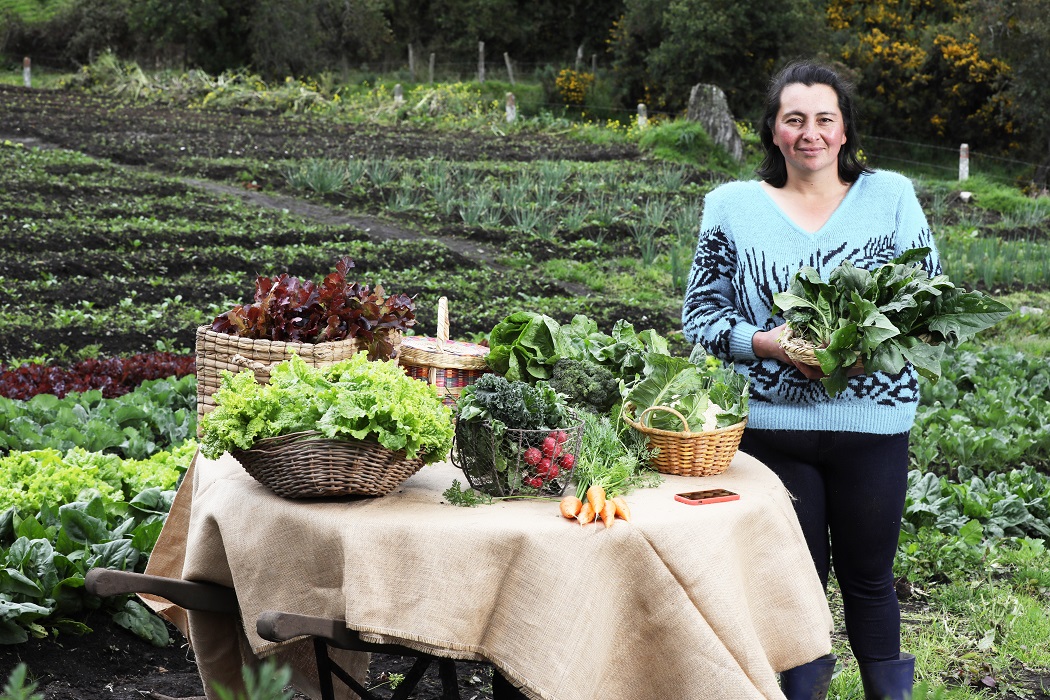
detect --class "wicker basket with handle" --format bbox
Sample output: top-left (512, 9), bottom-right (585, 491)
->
top-left (400, 297), bottom-right (489, 407)
top-left (231, 430), bottom-right (425, 499)
top-left (195, 326), bottom-right (401, 432)
top-left (622, 403), bottom-right (746, 477)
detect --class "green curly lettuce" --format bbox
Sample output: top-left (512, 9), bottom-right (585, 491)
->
top-left (199, 353), bottom-right (454, 463)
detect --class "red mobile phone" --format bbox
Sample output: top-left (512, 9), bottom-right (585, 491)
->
top-left (674, 489), bottom-right (740, 505)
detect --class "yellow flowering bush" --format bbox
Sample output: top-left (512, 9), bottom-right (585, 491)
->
top-left (555, 68), bottom-right (595, 106)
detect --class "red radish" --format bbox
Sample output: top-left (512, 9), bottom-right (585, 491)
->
top-left (553, 430), bottom-right (569, 444)
top-left (536, 457), bottom-right (553, 477)
top-left (541, 436), bottom-right (559, 458)
top-left (525, 476), bottom-right (543, 488)
top-left (523, 447), bottom-right (543, 466)
top-left (557, 453), bottom-right (575, 470)
top-left (547, 464), bottom-right (560, 479)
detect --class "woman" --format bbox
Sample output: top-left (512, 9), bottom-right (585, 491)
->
top-left (682, 61), bottom-right (936, 700)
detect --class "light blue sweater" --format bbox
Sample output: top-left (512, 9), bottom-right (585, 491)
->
top-left (682, 170), bottom-right (939, 435)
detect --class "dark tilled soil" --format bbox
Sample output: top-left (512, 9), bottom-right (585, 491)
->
top-left (0, 615), bottom-right (498, 700)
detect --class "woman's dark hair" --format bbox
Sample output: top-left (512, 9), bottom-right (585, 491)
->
top-left (756, 61), bottom-right (872, 187)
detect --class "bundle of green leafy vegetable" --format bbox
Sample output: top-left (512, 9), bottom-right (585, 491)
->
top-left (771, 247), bottom-right (1012, 396)
top-left (571, 411), bottom-right (662, 501)
top-left (485, 312), bottom-right (669, 386)
top-left (623, 347), bottom-right (749, 433)
top-left (199, 353), bottom-right (454, 462)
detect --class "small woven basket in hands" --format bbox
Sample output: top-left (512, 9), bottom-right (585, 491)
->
top-left (231, 430), bottom-right (425, 499)
top-left (400, 297), bottom-right (489, 407)
top-left (777, 326), bottom-right (865, 370)
top-left (622, 403), bottom-right (746, 477)
top-left (195, 326), bottom-right (402, 433)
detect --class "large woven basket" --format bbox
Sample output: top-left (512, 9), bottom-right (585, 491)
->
top-left (622, 403), bottom-right (746, 477)
top-left (400, 297), bottom-right (489, 407)
top-left (195, 326), bottom-right (401, 432)
top-left (231, 430), bottom-right (425, 498)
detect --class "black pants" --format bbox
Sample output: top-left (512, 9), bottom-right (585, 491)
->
top-left (739, 428), bottom-right (910, 663)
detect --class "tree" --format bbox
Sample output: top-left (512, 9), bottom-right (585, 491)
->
top-left (127, 0), bottom-right (252, 72)
top-left (969, 0), bottom-right (1050, 185)
top-left (608, 0), bottom-right (827, 118)
top-left (826, 0), bottom-right (1013, 151)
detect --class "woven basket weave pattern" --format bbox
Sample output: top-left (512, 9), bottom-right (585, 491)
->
top-left (623, 403), bottom-right (745, 477)
top-left (232, 431), bottom-right (424, 498)
top-left (400, 297), bottom-right (489, 406)
top-left (195, 326), bottom-right (402, 429)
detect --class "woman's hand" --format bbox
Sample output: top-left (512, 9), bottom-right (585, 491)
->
top-left (752, 324), bottom-right (863, 380)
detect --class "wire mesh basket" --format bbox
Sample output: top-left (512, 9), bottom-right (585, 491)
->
top-left (451, 412), bottom-right (584, 497)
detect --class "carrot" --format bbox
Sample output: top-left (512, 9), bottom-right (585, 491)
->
top-left (600, 500), bottom-right (616, 528)
top-left (576, 500), bottom-right (596, 525)
top-left (586, 484), bottom-right (606, 517)
top-left (611, 496), bottom-right (632, 523)
top-left (560, 495), bottom-right (583, 519)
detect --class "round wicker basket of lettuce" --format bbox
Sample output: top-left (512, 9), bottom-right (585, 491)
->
top-left (199, 353), bottom-right (454, 498)
top-left (772, 247), bottom-right (1011, 397)
top-left (620, 349), bottom-right (750, 477)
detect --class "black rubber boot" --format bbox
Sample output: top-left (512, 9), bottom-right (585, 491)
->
top-left (780, 653), bottom-right (837, 700)
top-left (858, 652), bottom-right (915, 700)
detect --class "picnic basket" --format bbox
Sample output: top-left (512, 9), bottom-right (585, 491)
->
top-left (622, 402), bottom-right (746, 477)
top-left (195, 326), bottom-right (401, 432)
top-left (231, 430), bottom-right (425, 499)
top-left (400, 297), bottom-right (489, 407)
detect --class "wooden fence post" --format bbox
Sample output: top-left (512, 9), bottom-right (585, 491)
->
top-left (478, 41), bottom-right (485, 83)
top-left (575, 46), bottom-right (583, 71)
top-left (23, 57), bottom-right (31, 88)
top-left (591, 54), bottom-right (597, 75)
top-left (408, 44), bottom-right (415, 82)
top-left (394, 84), bottom-right (404, 106)
top-left (429, 53), bottom-right (435, 84)
top-left (505, 92), bottom-right (516, 123)
top-left (504, 52), bottom-right (515, 85)
top-left (637, 103), bottom-right (648, 129)
top-left (959, 143), bottom-right (969, 181)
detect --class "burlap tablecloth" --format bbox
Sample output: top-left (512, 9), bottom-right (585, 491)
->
top-left (144, 448), bottom-right (833, 700)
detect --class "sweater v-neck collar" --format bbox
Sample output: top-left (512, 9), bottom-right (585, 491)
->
top-left (752, 179), bottom-right (860, 237)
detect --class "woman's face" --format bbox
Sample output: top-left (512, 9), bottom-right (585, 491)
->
top-left (771, 82), bottom-right (847, 179)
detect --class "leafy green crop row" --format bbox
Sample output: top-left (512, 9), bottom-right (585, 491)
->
top-left (0, 375), bottom-right (196, 459)
top-left (0, 440), bottom-right (194, 644)
top-left (912, 346), bottom-right (1050, 474)
top-left (0, 442), bottom-right (193, 513)
top-left (0, 491), bottom-right (175, 645)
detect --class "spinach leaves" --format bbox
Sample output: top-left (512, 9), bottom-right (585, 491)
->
top-left (772, 248), bottom-right (1011, 396)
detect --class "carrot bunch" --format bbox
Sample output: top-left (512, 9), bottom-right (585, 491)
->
top-left (559, 484), bottom-right (631, 528)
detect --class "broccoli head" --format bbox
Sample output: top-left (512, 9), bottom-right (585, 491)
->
top-left (548, 358), bottom-right (621, 414)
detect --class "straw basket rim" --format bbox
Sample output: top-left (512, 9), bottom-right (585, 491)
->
top-left (230, 429), bottom-right (424, 498)
top-left (621, 402), bottom-right (746, 477)
top-left (399, 297), bottom-right (489, 370)
top-left (621, 402), bottom-right (747, 439)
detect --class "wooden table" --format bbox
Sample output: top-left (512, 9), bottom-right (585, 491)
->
top-left (144, 449), bottom-right (833, 700)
